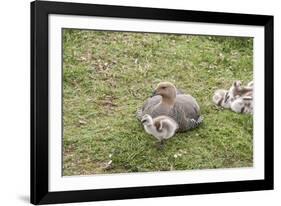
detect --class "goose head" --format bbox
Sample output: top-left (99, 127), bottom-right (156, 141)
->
top-left (141, 114), bottom-right (153, 126)
top-left (153, 82), bottom-right (177, 103)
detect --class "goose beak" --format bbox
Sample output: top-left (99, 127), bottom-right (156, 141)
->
top-left (151, 90), bottom-right (157, 97)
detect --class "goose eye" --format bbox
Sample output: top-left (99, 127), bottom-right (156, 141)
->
top-left (162, 87), bottom-right (166, 89)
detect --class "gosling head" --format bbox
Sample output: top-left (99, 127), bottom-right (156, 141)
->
top-left (226, 80), bottom-right (243, 103)
top-left (153, 82), bottom-right (177, 100)
top-left (230, 80), bottom-right (243, 97)
top-left (230, 80), bottom-right (253, 98)
top-left (141, 114), bottom-right (153, 126)
top-left (234, 80), bottom-right (242, 88)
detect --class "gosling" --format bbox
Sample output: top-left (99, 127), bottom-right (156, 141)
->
top-left (213, 80), bottom-right (253, 111)
top-left (212, 89), bottom-right (231, 108)
top-left (141, 114), bottom-right (179, 144)
top-left (228, 80), bottom-right (253, 114)
top-left (230, 96), bottom-right (253, 114)
top-left (227, 80), bottom-right (253, 100)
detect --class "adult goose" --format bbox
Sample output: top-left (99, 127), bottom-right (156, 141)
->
top-left (137, 82), bottom-right (203, 132)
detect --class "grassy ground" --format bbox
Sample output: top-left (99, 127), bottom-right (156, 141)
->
top-left (63, 29), bottom-right (253, 176)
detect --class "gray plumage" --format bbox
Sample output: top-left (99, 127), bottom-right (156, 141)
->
top-left (137, 82), bottom-right (203, 132)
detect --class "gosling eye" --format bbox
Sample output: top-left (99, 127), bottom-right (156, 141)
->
top-left (162, 86), bottom-right (166, 89)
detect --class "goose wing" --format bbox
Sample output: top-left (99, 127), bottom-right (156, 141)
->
top-left (170, 94), bottom-right (201, 132)
top-left (136, 95), bottom-right (161, 120)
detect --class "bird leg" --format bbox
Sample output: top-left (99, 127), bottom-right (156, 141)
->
top-left (155, 140), bottom-right (165, 150)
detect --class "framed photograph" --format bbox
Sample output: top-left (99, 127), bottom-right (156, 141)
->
top-left (31, 0), bottom-right (274, 204)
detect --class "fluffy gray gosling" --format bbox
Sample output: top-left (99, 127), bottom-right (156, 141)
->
top-left (141, 114), bottom-right (179, 145)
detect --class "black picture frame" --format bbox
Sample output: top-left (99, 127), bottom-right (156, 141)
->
top-left (31, 0), bottom-right (274, 205)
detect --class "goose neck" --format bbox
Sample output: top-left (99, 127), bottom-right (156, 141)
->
top-left (161, 96), bottom-right (175, 106)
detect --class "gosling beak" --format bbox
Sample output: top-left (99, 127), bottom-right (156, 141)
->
top-left (150, 90), bottom-right (157, 97)
top-left (141, 119), bottom-right (147, 124)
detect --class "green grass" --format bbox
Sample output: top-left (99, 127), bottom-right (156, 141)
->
top-left (62, 29), bottom-right (253, 176)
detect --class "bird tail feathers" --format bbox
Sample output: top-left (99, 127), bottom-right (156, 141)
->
top-left (187, 115), bottom-right (204, 130)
